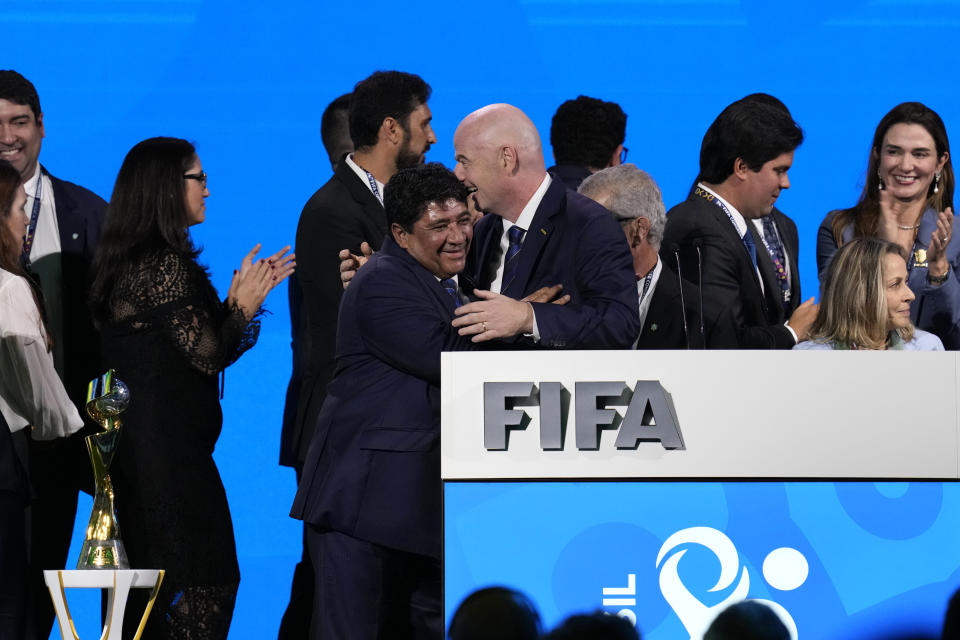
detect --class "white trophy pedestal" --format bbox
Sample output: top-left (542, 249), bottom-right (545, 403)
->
top-left (44, 569), bottom-right (165, 640)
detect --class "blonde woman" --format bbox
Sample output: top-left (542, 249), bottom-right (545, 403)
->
top-left (795, 237), bottom-right (943, 350)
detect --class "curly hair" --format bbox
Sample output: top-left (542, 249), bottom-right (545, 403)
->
top-left (384, 162), bottom-right (468, 232)
top-left (550, 95), bottom-right (626, 170)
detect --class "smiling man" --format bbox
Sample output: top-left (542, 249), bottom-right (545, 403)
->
top-left (451, 103), bottom-right (639, 348)
top-left (0, 70), bottom-right (106, 640)
top-left (661, 97), bottom-right (816, 348)
top-left (291, 163), bottom-right (479, 640)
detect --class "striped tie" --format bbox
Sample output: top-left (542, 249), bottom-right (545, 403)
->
top-left (501, 226), bottom-right (525, 292)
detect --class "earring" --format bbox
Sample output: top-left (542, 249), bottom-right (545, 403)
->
top-left (878, 170), bottom-right (885, 191)
top-left (934, 172), bottom-right (942, 194)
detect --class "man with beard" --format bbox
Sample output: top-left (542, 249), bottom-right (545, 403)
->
top-left (293, 70), bottom-right (435, 472)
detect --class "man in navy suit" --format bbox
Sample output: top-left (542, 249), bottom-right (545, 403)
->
top-left (0, 70), bottom-right (106, 640)
top-left (450, 103), bottom-right (639, 348)
top-left (292, 164), bottom-right (480, 639)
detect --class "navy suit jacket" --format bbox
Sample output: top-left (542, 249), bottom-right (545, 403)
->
top-left (662, 194), bottom-right (795, 349)
top-left (290, 236), bottom-right (478, 559)
top-left (46, 169), bottom-right (106, 408)
top-left (468, 178), bottom-right (640, 348)
top-left (287, 161), bottom-right (388, 467)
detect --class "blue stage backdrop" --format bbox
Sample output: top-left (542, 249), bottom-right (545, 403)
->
top-left (6, 1), bottom-right (960, 637)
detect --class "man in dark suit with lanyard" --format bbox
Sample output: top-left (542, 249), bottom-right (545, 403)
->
top-left (450, 103), bottom-right (639, 348)
top-left (661, 97), bottom-right (817, 349)
top-left (0, 69), bottom-right (106, 640)
top-left (292, 163), bottom-right (479, 639)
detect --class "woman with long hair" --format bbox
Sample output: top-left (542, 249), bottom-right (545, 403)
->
top-left (816, 102), bottom-right (960, 348)
top-left (796, 237), bottom-right (942, 350)
top-left (89, 137), bottom-right (293, 639)
top-left (0, 158), bottom-right (83, 637)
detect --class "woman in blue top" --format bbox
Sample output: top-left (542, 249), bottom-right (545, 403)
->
top-left (816, 102), bottom-right (960, 348)
top-left (796, 238), bottom-right (942, 351)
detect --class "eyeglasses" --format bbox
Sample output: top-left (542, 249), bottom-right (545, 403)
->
top-left (183, 171), bottom-right (208, 187)
top-left (620, 146), bottom-right (629, 164)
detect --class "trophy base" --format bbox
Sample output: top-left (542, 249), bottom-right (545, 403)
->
top-left (77, 540), bottom-right (130, 570)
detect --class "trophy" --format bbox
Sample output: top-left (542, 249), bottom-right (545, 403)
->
top-left (77, 369), bottom-right (130, 570)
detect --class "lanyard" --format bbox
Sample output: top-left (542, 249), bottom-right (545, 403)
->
top-left (693, 186), bottom-right (755, 263)
top-left (22, 173), bottom-right (43, 262)
top-left (363, 169), bottom-right (383, 205)
top-left (639, 270), bottom-right (654, 304)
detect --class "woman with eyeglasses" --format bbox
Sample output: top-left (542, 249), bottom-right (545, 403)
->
top-left (89, 137), bottom-right (294, 639)
top-left (0, 158), bottom-right (84, 637)
top-left (795, 237), bottom-right (943, 351)
top-left (816, 102), bottom-right (960, 348)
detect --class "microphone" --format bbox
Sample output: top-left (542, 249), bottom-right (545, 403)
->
top-left (693, 239), bottom-right (706, 348)
top-left (670, 244), bottom-right (691, 350)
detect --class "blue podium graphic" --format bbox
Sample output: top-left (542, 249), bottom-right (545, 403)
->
top-left (445, 481), bottom-right (960, 639)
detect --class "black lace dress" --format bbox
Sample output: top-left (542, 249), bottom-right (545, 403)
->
top-left (100, 250), bottom-right (258, 639)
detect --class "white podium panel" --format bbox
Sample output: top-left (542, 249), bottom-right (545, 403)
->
top-left (440, 351), bottom-right (960, 479)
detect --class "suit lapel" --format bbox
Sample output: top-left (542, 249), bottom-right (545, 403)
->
top-left (472, 215), bottom-right (503, 290)
top-left (335, 161), bottom-right (388, 237)
top-left (700, 198), bottom-right (765, 300)
top-left (750, 223), bottom-right (783, 316)
top-left (502, 180), bottom-right (564, 298)
top-left (44, 168), bottom-right (84, 255)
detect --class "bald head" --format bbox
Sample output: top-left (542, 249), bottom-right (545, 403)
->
top-left (453, 104), bottom-right (548, 222)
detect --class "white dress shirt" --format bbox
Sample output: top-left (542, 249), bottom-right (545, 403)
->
top-left (0, 269), bottom-right (82, 438)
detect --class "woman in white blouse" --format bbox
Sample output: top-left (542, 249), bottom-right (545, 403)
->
top-left (0, 159), bottom-right (83, 636)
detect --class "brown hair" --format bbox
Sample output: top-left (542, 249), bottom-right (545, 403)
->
top-left (0, 160), bottom-right (52, 350)
top-left (832, 102), bottom-right (954, 243)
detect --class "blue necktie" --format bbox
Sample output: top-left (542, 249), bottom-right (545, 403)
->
top-left (441, 278), bottom-right (461, 307)
top-left (741, 228), bottom-right (757, 269)
top-left (501, 225), bottom-right (525, 292)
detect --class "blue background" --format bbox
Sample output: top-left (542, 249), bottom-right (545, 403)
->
top-left (7, 1), bottom-right (960, 637)
top-left (445, 481), bottom-right (960, 639)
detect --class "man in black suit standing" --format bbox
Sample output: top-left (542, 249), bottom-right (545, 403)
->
top-left (548, 95), bottom-right (627, 191)
top-left (661, 97), bottom-right (817, 348)
top-left (293, 70), bottom-right (435, 472)
top-left (579, 164), bottom-right (735, 348)
top-left (279, 91), bottom-right (354, 640)
top-left (0, 69), bottom-right (107, 640)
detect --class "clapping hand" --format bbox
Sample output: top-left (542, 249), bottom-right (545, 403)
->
top-left (228, 244), bottom-right (296, 319)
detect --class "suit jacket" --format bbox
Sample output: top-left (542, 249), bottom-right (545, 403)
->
top-left (46, 169), bottom-right (106, 408)
top-left (635, 262), bottom-right (738, 349)
top-left (467, 179), bottom-right (640, 348)
top-left (288, 161), bottom-right (388, 467)
top-left (290, 236), bottom-right (478, 559)
top-left (661, 194), bottom-right (795, 349)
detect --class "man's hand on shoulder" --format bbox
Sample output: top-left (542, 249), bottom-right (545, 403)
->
top-left (521, 284), bottom-right (570, 305)
top-left (452, 290), bottom-right (534, 342)
top-left (339, 242), bottom-right (374, 288)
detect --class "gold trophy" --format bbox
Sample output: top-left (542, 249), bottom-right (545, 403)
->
top-left (77, 369), bottom-right (130, 569)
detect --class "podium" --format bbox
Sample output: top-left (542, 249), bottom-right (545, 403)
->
top-left (441, 351), bottom-right (960, 640)
top-left (44, 569), bottom-right (164, 640)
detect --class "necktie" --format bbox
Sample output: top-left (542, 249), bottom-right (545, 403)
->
top-left (501, 226), bottom-right (525, 292)
top-left (741, 228), bottom-right (757, 269)
top-left (441, 278), bottom-right (461, 308)
top-left (761, 217), bottom-right (791, 313)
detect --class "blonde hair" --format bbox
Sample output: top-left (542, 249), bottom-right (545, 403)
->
top-left (809, 237), bottom-right (914, 349)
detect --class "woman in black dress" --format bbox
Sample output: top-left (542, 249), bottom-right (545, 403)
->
top-left (89, 137), bottom-right (293, 639)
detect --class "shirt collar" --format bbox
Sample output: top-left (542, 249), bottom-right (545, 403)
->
top-left (344, 153), bottom-right (385, 197)
top-left (23, 162), bottom-right (42, 197)
top-left (505, 173), bottom-right (551, 233)
top-left (697, 181), bottom-right (748, 238)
